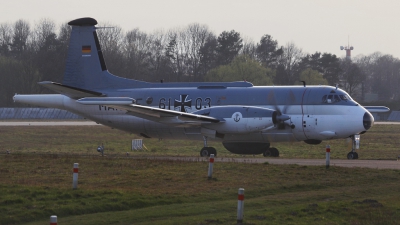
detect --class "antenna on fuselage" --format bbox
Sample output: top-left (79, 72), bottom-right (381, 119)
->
top-left (335, 84), bottom-right (338, 90)
top-left (301, 81), bottom-right (306, 87)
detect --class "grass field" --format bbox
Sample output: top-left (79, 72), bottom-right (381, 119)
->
top-left (1, 124), bottom-right (399, 159)
top-left (0, 124), bottom-right (400, 224)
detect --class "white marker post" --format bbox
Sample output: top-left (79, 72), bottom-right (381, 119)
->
top-left (72, 163), bottom-right (79, 189)
top-left (326, 145), bottom-right (330, 169)
top-left (50, 215), bottom-right (57, 225)
top-left (208, 154), bottom-right (214, 179)
top-left (237, 188), bottom-right (245, 224)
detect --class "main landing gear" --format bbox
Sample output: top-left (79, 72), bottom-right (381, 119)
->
top-left (347, 135), bottom-right (360, 160)
top-left (263, 147), bottom-right (280, 157)
top-left (200, 136), bottom-right (217, 157)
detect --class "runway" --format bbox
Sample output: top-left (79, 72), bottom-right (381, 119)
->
top-left (146, 156), bottom-right (400, 170)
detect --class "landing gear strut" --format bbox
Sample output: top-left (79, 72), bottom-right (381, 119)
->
top-left (263, 147), bottom-right (279, 157)
top-left (347, 135), bottom-right (360, 160)
top-left (200, 136), bottom-right (217, 157)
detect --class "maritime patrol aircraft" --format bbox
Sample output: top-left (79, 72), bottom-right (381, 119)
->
top-left (13, 17), bottom-right (385, 159)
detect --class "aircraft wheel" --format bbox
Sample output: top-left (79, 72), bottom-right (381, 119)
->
top-left (200, 147), bottom-right (217, 157)
top-left (347, 152), bottom-right (357, 160)
top-left (200, 147), bottom-right (209, 157)
top-left (270, 147), bottom-right (280, 157)
top-left (208, 147), bottom-right (217, 157)
top-left (263, 149), bottom-right (273, 157)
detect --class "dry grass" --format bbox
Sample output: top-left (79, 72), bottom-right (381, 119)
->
top-left (1, 153), bottom-right (400, 225)
top-left (1, 124), bottom-right (400, 224)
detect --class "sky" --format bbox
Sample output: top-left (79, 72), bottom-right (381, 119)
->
top-left (1, 0), bottom-right (399, 59)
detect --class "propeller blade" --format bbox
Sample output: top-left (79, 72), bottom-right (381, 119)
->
top-left (268, 89), bottom-right (294, 130)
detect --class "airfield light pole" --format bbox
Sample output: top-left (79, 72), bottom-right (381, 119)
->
top-left (340, 36), bottom-right (354, 60)
top-left (50, 215), bottom-right (57, 225)
top-left (208, 154), bottom-right (214, 179)
top-left (237, 188), bottom-right (245, 224)
top-left (326, 145), bottom-right (331, 169)
top-left (72, 163), bottom-right (79, 189)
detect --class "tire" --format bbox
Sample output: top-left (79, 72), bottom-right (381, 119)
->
top-left (263, 149), bottom-right (272, 157)
top-left (200, 147), bottom-right (209, 157)
top-left (208, 147), bottom-right (217, 157)
top-left (270, 147), bottom-right (280, 157)
top-left (347, 152), bottom-right (355, 160)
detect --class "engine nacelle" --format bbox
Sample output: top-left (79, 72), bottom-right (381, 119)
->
top-left (222, 141), bottom-right (270, 154)
top-left (193, 106), bottom-right (275, 134)
top-left (304, 139), bottom-right (322, 145)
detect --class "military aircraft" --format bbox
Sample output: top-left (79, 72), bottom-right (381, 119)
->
top-left (13, 17), bottom-right (387, 159)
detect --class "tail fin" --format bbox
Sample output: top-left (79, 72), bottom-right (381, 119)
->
top-left (61, 17), bottom-right (253, 90)
top-left (63, 17), bottom-right (141, 90)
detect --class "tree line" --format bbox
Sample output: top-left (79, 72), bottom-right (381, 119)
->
top-left (1, 18), bottom-right (400, 107)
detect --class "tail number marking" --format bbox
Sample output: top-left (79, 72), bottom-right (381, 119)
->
top-left (159, 96), bottom-right (211, 111)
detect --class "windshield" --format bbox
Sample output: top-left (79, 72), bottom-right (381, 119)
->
top-left (322, 94), bottom-right (352, 103)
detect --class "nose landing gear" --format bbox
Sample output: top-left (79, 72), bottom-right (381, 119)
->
top-left (347, 134), bottom-right (360, 160)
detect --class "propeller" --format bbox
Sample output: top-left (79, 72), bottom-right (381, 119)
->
top-left (267, 89), bottom-right (296, 130)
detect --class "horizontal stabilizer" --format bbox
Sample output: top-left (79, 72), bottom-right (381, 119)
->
top-left (39, 81), bottom-right (105, 99)
top-left (364, 106), bottom-right (390, 113)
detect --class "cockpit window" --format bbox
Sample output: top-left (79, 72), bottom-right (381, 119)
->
top-left (339, 95), bottom-right (349, 101)
top-left (334, 95), bottom-right (340, 102)
top-left (322, 94), bottom-right (344, 103)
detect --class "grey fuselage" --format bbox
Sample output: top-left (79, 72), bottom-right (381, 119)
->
top-left (60, 85), bottom-right (370, 144)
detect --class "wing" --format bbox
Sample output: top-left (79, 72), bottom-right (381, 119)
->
top-left (77, 97), bottom-right (221, 125)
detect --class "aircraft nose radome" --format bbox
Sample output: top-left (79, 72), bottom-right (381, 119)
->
top-left (363, 112), bottom-right (374, 130)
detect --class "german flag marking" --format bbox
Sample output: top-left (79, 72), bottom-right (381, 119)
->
top-left (82, 45), bottom-right (91, 53)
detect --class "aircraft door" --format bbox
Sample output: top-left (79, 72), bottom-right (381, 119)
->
top-left (301, 88), bottom-right (317, 139)
top-left (302, 114), bottom-right (317, 139)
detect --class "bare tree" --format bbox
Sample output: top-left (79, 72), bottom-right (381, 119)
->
top-left (184, 23), bottom-right (214, 81)
top-left (371, 55), bottom-right (400, 100)
top-left (0, 23), bottom-right (12, 56)
top-left (147, 30), bottom-right (170, 81)
top-left (241, 36), bottom-right (257, 59)
top-left (276, 42), bottom-right (304, 84)
top-left (122, 28), bottom-right (152, 80)
top-left (339, 58), bottom-right (365, 97)
top-left (32, 18), bottom-right (56, 51)
top-left (11, 19), bottom-right (30, 57)
top-left (97, 23), bottom-right (124, 75)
